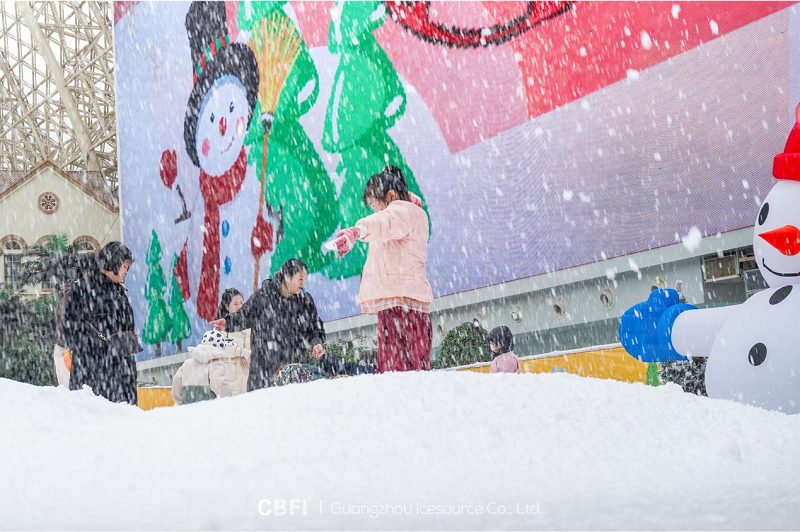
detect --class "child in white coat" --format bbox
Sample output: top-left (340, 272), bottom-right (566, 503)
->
top-left (171, 329), bottom-right (251, 405)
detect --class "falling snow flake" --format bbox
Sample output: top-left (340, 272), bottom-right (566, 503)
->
top-left (682, 226), bottom-right (703, 252)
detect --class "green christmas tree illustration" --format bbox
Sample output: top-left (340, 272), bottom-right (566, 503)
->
top-left (320, 1), bottom-right (428, 279)
top-left (238, 1), bottom-right (338, 276)
top-left (142, 230), bottom-right (171, 356)
top-left (168, 253), bottom-right (191, 352)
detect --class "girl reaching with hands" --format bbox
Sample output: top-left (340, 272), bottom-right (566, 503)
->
top-left (333, 165), bottom-right (433, 373)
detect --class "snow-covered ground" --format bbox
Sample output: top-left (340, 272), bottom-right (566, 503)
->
top-left (1, 371), bottom-right (798, 530)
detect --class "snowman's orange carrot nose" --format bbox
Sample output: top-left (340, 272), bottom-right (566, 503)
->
top-left (759, 225), bottom-right (800, 256)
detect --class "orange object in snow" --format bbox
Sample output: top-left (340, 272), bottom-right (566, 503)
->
top-left (62, 349), bottom-right (72, 373)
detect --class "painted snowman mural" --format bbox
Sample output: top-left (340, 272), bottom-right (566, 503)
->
top-left (177, 2), bottom-right (268, 322)
top-left (619, 104), bottom-right (800, 414)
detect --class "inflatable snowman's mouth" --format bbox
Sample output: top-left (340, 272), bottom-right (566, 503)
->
top-left (220, 135), bottom-right (236, 155)
top-left (762, 259), bottom-right (800, 277)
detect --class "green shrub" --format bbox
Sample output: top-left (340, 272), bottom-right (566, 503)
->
top-left (0, 285), bottom-right (56, 386)
top-left (0, 339), bottom-right (52, 386)
top-left (432, 322), bottom-right (491, 369)
top-left (306, 335), bottom-right (377, 370)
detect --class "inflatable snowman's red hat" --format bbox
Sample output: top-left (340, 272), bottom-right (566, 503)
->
top-left (773, 103), bottom-right (800, 181)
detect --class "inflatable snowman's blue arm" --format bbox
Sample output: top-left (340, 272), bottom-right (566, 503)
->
top-left (618, 289), bottom-right (697, 363)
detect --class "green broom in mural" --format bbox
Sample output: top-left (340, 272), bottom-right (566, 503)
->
top-left (248, 13), bottom-right (302, 292)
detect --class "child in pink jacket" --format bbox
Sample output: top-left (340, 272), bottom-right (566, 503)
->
top-left (334, 165), bottom-right (433, 373)
top-left (486, 326), bottom-right (521, 374)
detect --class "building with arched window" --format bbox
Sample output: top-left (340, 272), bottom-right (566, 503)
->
top-left (0, 160), bottom-right (120, 295)
top-left (0, 1), bottom-right (117, 297)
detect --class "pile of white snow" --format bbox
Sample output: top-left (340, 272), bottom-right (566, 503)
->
top-left (1, 371), bottom-right (798, 530)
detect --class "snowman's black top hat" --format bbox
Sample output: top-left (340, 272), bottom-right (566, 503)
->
top-left (183, 1), bottom-right (259, 168)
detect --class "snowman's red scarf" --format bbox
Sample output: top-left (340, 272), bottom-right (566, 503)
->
top-left (197, 147), bottom-right (247, 321)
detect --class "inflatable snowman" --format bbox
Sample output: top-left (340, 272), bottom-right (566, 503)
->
top-left (619, 104), bottom-right (800, 414)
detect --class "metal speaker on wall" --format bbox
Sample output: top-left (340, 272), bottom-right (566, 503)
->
top-left (650, 276), bottom-right (667, 291)
top-left (510, 304), bottom-right (524, 324)
top-left (599, 287), bottom-right (615, 310)
top-left (553, 297), bottom-right (567, 318)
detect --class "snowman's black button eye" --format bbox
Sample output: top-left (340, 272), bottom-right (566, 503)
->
top-left (210, 113), bottom-right (215, 123)
top-left (748, 342), bottom-right (767, 366)
top-left (229, 102), bottom-right (234, 113)
top-left (769, 285), bottom-right (792, 305)
top-left (758, 202), bottom-right (769, 225)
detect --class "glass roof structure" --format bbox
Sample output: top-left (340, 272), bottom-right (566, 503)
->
top-left (0, 1), bottom-right (116, 186)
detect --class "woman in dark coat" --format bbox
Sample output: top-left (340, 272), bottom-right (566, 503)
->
top-left (211, 259), bottom-right (326, 391)
top-left (53, 252), bottom-right (98, 387)
top-left (63, 242), bottom-right (140, 404)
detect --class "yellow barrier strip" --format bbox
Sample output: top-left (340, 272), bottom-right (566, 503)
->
top-left (138, 345), bottom-right (647, 410)
top-left (137, 387), bottom-right (174, 411)
top-left (457, 344), bottom-right (648, 383)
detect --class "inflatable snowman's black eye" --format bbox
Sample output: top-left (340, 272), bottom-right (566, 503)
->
top-left (758, 202), bottom-right (769, 225)
top-left (210, 113), bottom-right (215, 124)
top-left (748, 342), bottom-right (767, 366)
top-left (229, 102), bottom-right (234, 113)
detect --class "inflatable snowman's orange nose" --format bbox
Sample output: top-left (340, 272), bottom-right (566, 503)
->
top-left (759, 225), bottom-right (800, 256)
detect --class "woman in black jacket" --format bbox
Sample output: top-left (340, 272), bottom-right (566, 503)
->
top-left (63, 242), bottom-right (140, 404)
top-left (211, 259), bottom-right (326, 391)
top-left (53, 252), bottom-right (98, 387)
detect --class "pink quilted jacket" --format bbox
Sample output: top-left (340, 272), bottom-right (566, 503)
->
top-left (355, 200), bottom-right (433, 305)
top-left (490, 351), bottom-right (521, 374)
